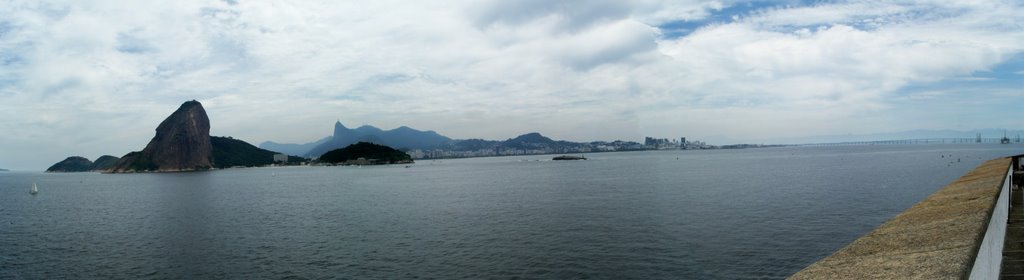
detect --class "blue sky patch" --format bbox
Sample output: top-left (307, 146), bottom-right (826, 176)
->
top-left (657, 1), bottom-right (803, 38)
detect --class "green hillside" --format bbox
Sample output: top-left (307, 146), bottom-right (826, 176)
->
top-left (211, 136), bottom-right (306, 168)
top-left (319, 142), bottom-right (412, 164)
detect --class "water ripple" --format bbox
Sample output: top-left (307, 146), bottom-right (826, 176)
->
top-left (2, 145), bottom-right (1023, 279)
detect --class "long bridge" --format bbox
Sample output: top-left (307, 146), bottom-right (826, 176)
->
top-left (800, 137), bottom-right (1020, 147)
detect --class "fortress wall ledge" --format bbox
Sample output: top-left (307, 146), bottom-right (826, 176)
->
top-left (790, 157), bottom-right (1013, 279)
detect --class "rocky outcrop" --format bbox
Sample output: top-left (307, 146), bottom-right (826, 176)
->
top-left (109, 100), bottom-right (213, 173)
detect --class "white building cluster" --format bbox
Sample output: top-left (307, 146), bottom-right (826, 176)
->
top-left (644, 137), bottom-right (710, 150)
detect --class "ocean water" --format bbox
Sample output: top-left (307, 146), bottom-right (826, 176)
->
top-left (2, 144), bottom-right (1024, 279)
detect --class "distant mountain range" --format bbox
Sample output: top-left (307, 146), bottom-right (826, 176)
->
top-left (443, 132), bottom-right (583, 151)
top-left (261, 121), bottom-right (636, 159)
top-left (261, 121), bottom-right (452, 157)
top-left (260, 136), bottom-right (330, 157)
top-left (52, 101), bottom-right (617, 172)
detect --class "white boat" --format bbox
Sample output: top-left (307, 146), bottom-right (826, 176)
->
top-left (30, 182), bottom-right (38, 195)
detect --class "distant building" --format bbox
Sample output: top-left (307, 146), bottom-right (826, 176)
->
top-left (407, 150), bottom-right (426, 159)
top-left (273, 154), bottom-right (288, 163)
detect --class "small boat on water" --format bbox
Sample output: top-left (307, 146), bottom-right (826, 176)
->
top-left (552, 155), bottom-right (587, 161)
top-left (30, 182), bottom-right (38, 195)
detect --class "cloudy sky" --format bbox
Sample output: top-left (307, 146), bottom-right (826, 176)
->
top-left (1, 0), bottom-right (1022, 170)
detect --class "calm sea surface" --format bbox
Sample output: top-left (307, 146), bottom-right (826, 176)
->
top-left (3, 144), bottom-right (1024, 279)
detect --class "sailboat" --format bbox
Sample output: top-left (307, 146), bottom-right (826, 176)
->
top-left (30, 182), bottom-right (38, 195)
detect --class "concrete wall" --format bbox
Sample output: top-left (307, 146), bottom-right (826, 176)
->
top-left (790, 157), bottom-right (1012, 280)
top-left (968, 165), bottom-right (1011, 279)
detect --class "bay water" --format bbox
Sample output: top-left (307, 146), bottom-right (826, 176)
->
top-left (3, 144), bottom-right (1024, 279)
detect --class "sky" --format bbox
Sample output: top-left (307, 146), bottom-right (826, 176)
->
top-left (1, 0), bottom-right (1023, 170)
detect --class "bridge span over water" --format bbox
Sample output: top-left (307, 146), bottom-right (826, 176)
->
top-left (800, 138), bottom-right (1020, 147)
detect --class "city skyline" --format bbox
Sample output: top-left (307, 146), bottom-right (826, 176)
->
top-left (2, 1), bottom-right (1023, 170)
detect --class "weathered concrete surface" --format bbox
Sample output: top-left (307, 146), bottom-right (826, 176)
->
top-left (1002, 177), bottom-right (1024, 278)
top-left (790, 157), bottom-right (1011, 280)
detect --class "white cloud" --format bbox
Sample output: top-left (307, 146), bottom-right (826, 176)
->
top-left (0, 0), bottom-right (1022, 169)
top-left (649, 0), bottom-right (1024, 139)
top-left (632, 0), bottom-right (725, 25)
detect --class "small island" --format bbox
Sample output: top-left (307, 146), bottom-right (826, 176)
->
top-left (319, 142), bottom-right (413, 165)
top-left (46, 155), bottom-right (121, 172)
top-left (553, 155), bottom-right (587, 160)
top-left (0, 168), bottom-right (8, 172)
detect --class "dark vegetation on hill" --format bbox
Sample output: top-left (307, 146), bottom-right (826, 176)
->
top-left (46, 155), bottom-right (121, 172)
top-left (46, 156), bottom-right (94, 172)
top-left (211, 136), bottom-right (305, 168)
top-left (319, 142), bottom-right (412, 164)
top-left (90, 155), bottom-right (120, 171)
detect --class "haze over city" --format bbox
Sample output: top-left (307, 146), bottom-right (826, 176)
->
top-left (1, 0), bottom-right (1022, 170)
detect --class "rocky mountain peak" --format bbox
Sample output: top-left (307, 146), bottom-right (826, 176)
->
top-left (334, 121), bottom-right (348, 136)
top-left (109, 100), bottom-right (213, 172)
